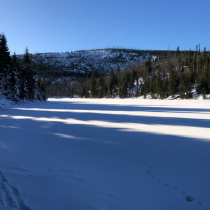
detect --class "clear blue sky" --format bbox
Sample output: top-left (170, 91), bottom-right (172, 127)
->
top-left (1, 0), bottom-right (210, 54)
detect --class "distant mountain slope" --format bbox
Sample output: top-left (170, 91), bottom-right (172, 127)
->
top-left (30, 49), bottom-right (157, 74)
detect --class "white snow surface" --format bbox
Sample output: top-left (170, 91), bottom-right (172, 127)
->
top-left (28, 50), bottom-right (151, 73)
top-left (0, 98), bottom-right (210, 210)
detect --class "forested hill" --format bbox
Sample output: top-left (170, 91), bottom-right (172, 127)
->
top-left (19, 47), bottom-right (210, 100)
top-left (26, 47), bottom-right (210, 100)
top-left (1, 32), bottom-right (210, 101)
top-left (25, 48), bottom-right (196, 80)
top-left (27, 49), bottom-right (159, 78)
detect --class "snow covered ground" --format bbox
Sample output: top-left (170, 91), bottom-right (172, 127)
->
top-left (0, 98), bottom-right (210, 210)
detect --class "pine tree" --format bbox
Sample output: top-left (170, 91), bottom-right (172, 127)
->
top-left (176, 46), bottom-right (180, 57)
top-left (98, 73), bottom-right (105, 98)
top-left (119, 73), bottom-right (128, 98)
top-left (7, 54), bottom-right (20, 102)
top-left (109, 69), bottom-right (117, 96)
top-left (145, 56), bottom-right (152, 73)
top-left (203, 89), bottom-right (207, 99)
top-left (185, 74), bottom-right (192, 99)
top-left (20, 47), bottom-right (36, 100)
top-left (163, 77), bottom-right (169, 98)
top-left (156, 71), bottom-right (164, 98)
top-left (150, 75), bottom-right (156, 99)
top-left (142, 78), bottom-right (149, 99)
top-left (0, 33), bottom-right (11, 97)
top-left (179, 73), bottom-right (185, 99)
top-left (168, 69), bottom-right (177, 97)
top-left (90, 72), bottom-right (96, 98)
top-left (66, 78), bottom-right (72, 98)
top-left (135, 87), bottom-right (140, 97)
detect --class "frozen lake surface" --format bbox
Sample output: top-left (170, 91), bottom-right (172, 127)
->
top-left (0, 98), bottom-right (210, 210)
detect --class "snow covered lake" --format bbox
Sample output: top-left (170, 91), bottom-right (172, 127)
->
top-left (0, 98), bottom-right (210, 210)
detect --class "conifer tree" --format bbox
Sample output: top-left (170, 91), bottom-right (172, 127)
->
top-left (90, 72), bottom-right (96, 98)
top-left (179, 72), bottom-right (185, 99)
top-left (109, 69), bottom-right (117, 96)
top-left (98, 73), bottom-right (105, 98)
top-left (7, 53), bottom-right (20, 102)
top-left (0, 33), bottom-right (11, 96)
top-left (176, 46), bottom-right (180, 57)
top-left (119, 73), bottom-right (128, 98)
top-left (168, 69), bottom-right (177, 97)
top-left (135, 87), bottom-right (140, 97)
top-left (37, 78), bottom-right (47, 100)
top-left (66, 78), bottom-right (72, 98)
top-left (155, 71), bottom-right (163, 98)
top-left (145, 56), bottom-right (152, 73)
top-left (163, 77), bottom-right (169, 98)
top-left (20, 48), bottom-right (36, 100)
top-left (150, 75), bottom-right (156, 98)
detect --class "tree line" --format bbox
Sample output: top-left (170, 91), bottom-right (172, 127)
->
top-left (0, 33), bottom-right (46, 103)
top-left (2, 32), bottom-right (209, 100)
top-left (79, 46), bottom-right (210, 99)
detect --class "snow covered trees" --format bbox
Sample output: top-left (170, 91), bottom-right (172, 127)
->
top-left (0, 33), bottom-right (46, 103)
top-left (7, 54), bottom-right (20, 102)
top-left (77, 47), bottom-right (210, 99)
top-left (0, 34), bottom-right (11, 98)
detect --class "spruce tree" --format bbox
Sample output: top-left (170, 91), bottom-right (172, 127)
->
top-left (119, 73), bottom-right (128, 98)
top-left (179, 73), bottom-right (185, 99)
top-left (150, 75), bottom-right (156, 99)
top-left (37, 78), bottom-right (47, 100)
top-left (109, 69), bottom-right (116, 96)
top-left (66, 78), bottom-right (72, 98)
top-left (156, 71), bottom-right (163, 98)
top-left (176, 46), bottom-right (180, 57)
top-left (168, 69), bottom-right (177, 97)
top-left (21, 47), bottom-right (36, 100)
top-left (135, 87), bottom-right (140, 97)
top-left (0, 33), bottom-right (11, 96)
top-left (98, 73), bottom-right (105, 98)
top-left (90, 72), bottom-right (96, 98)
top-left (7, 53), bottom-right (20, 102)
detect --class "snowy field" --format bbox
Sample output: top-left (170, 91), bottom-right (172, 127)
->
top-left (0, 98), bottom-right (210, 210)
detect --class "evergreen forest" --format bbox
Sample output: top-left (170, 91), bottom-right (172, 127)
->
top-left (0, 33), bottom-right (46, 103)
top-left (1, 33), bottom-right (210, 101)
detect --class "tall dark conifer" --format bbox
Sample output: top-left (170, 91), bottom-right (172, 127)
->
top-left (90, 72), bottom-right (96, 98)
top-left (168, 69), bottom-right (177, 97)
top-left (0, 33), bottom-right (11, 96)
top-left (7, 53), bottom-right (20, 102)
top-left (20, 47), bottom-right (36, 100)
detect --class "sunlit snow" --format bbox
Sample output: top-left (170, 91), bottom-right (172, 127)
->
top-left (0, 98), bottom-right (210, 210)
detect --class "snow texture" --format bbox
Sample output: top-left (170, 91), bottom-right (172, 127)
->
top-left (28, 49), bottom-right (152, 74)
top-left (0, 98), bottom-right (210, 210)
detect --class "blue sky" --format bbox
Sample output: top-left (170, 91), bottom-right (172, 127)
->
top-left (1, 0), bottom-right (210, 54)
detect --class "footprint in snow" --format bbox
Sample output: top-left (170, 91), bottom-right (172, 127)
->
top-left (0, 170), bottom-right (31, 210)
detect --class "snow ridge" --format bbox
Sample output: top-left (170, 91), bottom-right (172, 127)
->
top-left (30, 49), bottom-right (152, 73)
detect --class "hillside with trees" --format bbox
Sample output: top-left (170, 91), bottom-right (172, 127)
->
top-left (28, 46), bottom-right (209, 100)
top-left (81, 46), bottom-right (210, 100)
top-left (1, 33), bottom-right (210, 101)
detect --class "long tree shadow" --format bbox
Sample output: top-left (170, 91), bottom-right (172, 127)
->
top-left (44, 100), bottom-right (210, 113)
top-left (7, 101), bottom-right (210, 129)
top-left (1, 103), bottom-right (210, 210)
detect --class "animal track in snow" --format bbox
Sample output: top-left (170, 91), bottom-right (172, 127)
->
top-left (68, 142), bottom-right (209, 210)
